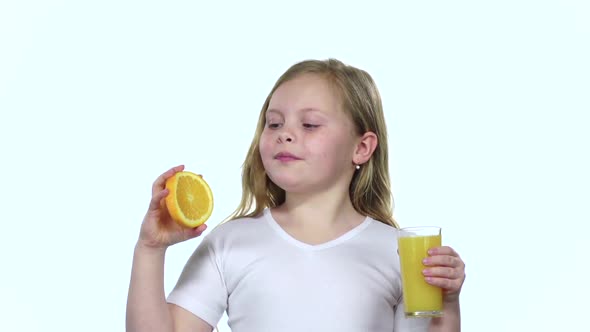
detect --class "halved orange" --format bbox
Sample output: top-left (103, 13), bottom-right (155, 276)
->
top-left (165, 171), bottom-right (214, 228)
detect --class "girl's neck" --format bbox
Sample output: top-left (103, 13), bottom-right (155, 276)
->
top-left (270, 189), bottom-right (366, 246)
top-left (272, 187), bottom-right (365, 230)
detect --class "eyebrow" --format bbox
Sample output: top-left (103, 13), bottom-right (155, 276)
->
top-left (266, 107), bottom-right (321, 114)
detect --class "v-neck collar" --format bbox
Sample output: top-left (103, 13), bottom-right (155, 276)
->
top-left (264, 208), bottom-right (373, 251)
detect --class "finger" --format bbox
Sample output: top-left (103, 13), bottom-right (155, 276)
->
top-left (183, 224), bottom-right (208, 240)
top-left (423, 266), bottom-right (461, 279)
top-left (428, 246), bottom-right (459, 257)
top-left (152, 165), bottom-right (185, 196)
top-left (423, 255), bottom-right (463, 268)
top-left (149, 188), bottom-right (169, 211)
top-left (425, 276), bottom-right (461, 291)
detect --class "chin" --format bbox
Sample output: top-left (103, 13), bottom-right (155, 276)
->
top-left (268, 174), bottom-right (311, 193)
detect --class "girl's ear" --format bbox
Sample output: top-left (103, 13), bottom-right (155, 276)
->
top-left (352, 131), bottom-right (378, 165)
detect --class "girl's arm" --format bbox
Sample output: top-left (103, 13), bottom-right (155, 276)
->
top-left (126, 243), bottom-right (213, 332)
top-left (126, 165), bottom-right (211, 332)
top-left (126, 244), bottom-right (174, 332)
top-left (423, 246), bottom-right (466, 332)
top-left (428, 300), bottom-right (461, 332)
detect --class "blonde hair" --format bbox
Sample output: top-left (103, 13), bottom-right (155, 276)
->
top-left (225, 58), bottom-right (399, 228)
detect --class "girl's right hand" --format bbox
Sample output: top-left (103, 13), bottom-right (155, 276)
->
top-left (137, 165), bottom-right (208, 250)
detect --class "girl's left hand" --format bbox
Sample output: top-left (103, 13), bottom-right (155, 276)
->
top-left (422, 246), bottom-right (466, 303)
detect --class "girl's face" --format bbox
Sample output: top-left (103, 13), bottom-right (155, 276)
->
top-left (259, 74), bottom-right (359, 194)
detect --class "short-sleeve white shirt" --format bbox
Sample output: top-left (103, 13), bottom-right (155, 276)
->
top-left (167, 208), bottom-right (430, 331)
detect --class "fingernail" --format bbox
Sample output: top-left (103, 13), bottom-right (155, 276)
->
top-left (428, 249), bottom-right (435, 255)
top-left (422, 258), bottom-right (430, 265)
top-left (423, 269), bottom-right (432, 276)
top-left (425, 277), bottom-right (433, 283)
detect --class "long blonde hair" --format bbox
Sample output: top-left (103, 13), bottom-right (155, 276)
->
top-left (225, 58), bottom-right (398, 228)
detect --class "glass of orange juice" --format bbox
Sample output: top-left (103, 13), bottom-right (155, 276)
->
top-left (397, 226), bottom-right (443, 318)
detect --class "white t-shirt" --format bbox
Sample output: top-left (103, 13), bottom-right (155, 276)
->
top-left (167, 208), bottom-right (430, 332)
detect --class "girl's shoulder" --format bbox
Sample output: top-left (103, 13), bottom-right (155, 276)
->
top-left (203, 210), bottom-right (271, 243)
top-left (364, 217), bottom-right (401, 235)
top-left (358, 217), bottom-right (403, 248)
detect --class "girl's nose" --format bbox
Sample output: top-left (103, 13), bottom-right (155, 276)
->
top-left (277, 129), bottom-right (294, 143)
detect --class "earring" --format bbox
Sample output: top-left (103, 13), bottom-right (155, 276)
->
top-left (355, 164), bottom-right (361, 170)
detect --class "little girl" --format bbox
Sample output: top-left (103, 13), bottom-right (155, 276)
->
top-left (126, 59), bottom-right (466, 332)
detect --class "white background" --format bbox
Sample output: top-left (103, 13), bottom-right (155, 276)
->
top-left (1, 1), bottom-right (588, 331)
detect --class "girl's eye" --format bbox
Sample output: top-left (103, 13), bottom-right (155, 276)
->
top-left (268, 123), bottom-right (281, 129)
top-left (303, 123), bottom-right (319, 129)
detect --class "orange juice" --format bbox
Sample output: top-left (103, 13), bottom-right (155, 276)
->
top-left (398, 234), bottom-right (443, 317)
